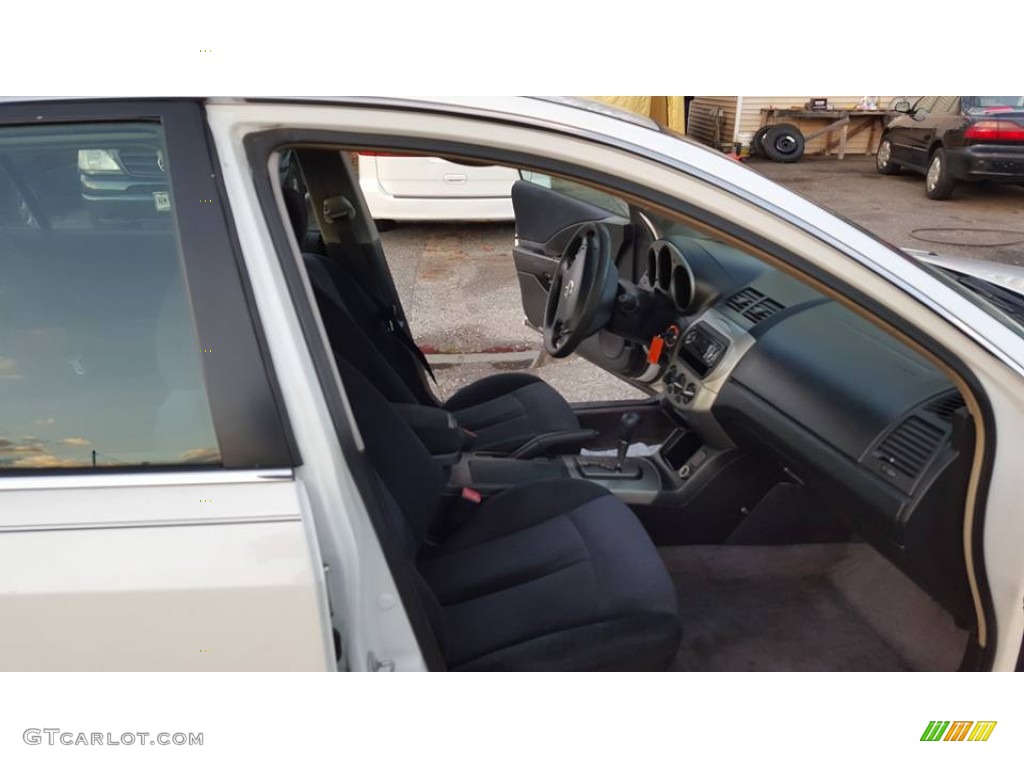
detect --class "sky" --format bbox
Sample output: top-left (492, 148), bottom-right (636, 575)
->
top-left (2, 2), bottom-right (1015, 98)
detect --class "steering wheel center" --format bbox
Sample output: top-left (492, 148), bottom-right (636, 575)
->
top-left (542, 223), bottom-right (619, 357)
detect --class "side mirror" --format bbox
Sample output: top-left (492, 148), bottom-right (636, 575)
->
top-left (892, 100), bottom-right (912, 113)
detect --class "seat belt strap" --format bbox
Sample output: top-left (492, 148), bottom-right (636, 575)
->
top-left (322, 196), bottom-right (436, 383)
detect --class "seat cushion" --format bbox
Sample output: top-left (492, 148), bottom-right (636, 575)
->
top-left (420, 479), bottom-right (681, 671)
top-left (445, 373), bottom-right (580, 453)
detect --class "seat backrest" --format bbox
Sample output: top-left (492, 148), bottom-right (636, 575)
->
top-left (334, 352), bottom-right (452, 662)
top-left (334, 355), bottom-right (446, 553)
top-left (282, 187), bottom-right (436, 407)
top-left (304, 253), bottom-right (421, 405)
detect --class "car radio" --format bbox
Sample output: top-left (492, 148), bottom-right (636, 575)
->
top-left (677, 322), bottom-right (729, 377)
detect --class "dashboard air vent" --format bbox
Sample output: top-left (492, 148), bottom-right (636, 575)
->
top-left (874, 415), bottom-right (945, 478)
top-left (742, 298), bottom-right (785, 324)
top-left (925, 391), bottom-right (966, 422)
top-left (725, 287), bottom-right (764, 312)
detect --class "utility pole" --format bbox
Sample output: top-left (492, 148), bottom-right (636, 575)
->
top-left (91, 450), bottom-right (96, 468)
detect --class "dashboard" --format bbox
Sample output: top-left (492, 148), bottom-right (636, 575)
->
top-left (627, 232), bottom-right (975, 621)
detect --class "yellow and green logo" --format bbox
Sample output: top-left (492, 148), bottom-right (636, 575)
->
top-left (921, 721), bottom-right (997, 742)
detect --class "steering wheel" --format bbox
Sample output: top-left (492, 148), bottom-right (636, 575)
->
top-left (542, 222), bottom-right (619, 357)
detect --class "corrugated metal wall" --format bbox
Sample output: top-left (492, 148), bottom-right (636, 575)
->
top-left (686, 97), bottom-right (737, 149)
top-left (689, 96), bottom-right (910, 155)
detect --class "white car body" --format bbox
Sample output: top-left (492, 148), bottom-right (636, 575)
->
top-left (0, 96), bottom-right (1022, 671)
top-left (357, 153), bottom-right (516, 221)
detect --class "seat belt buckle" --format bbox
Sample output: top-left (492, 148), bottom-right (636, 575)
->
top-left (322, 195), bottom-right (356, 223)
top-left (461, 487), bottom-right (482, 504)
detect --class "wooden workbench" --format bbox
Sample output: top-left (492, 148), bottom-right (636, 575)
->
top-left (760, 109), bottom-right (895, 159)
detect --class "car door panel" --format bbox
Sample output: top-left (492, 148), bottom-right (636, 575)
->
top-left (901, 97), bottom-right (945, 170)
top-left (511, 180), bottom-right (647, 378)
top-left (886, 113), bottom-right (918, 164)
top-left (0, 100), bottom-right (329, 670)
top-left (370, 154), bottom-right (518, 199)
top-left (902, 97), bottom-right (965, 170)
top-left (0, 475), bottom-right (329, 670)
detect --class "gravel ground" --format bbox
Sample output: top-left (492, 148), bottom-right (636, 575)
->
top-left (750, 155), bottom-right (1024, 266)
top-left (381, 222), bottom-right (644, 404)
top-left (381, 156), bottom-right (1024, 404)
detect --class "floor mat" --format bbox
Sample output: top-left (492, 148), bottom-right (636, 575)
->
top-left (661, 543), bottom-right (968, 671)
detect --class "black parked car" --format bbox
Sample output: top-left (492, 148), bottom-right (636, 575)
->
top-left (78, 145), bottom-right (171, 221)
top-left (876, 96), bottom-right (1024, 199)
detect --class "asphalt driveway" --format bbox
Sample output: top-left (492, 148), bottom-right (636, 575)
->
top-left (382, 222), bottom-right (645, 403)
top-left (751, 155), bottom-right (1024, 266)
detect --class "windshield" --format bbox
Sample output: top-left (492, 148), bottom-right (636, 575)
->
top-left (946, 271), bottom-right (1024, 322)
top-left (963, 96), bottom-right (1024, 113)
top-left (918, 263), bottom-right (1024, 338)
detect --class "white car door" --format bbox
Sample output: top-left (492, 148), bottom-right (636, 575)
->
top-left (367, 154), bottom-right (518, 199)
top-left (0, 101), bottom-right (332, 670)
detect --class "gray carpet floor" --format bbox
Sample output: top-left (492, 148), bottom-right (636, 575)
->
top-left (661, 543), bottom-right (968, 671)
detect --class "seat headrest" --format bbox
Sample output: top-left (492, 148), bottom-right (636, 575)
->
top-left (281, 186), bottom-right (308, 243)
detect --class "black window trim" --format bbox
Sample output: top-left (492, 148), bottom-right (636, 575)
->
top-left (0, 98), bottom-right (296, 472)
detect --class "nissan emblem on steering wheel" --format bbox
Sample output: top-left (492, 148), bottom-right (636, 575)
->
top-left (541, 222), bottom-right (619, 358)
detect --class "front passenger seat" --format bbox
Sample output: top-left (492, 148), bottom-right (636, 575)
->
top-left (338, 355), bottom-right (682, 670)
top-left (282, 187), bottom-right (585, 454)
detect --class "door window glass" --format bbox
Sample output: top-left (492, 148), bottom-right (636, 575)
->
top-left (519, 171), bottom-right (630, 217)
top-left (0, 122), bottom-right (220, 470)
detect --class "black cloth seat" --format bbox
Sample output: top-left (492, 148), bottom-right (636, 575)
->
top-left (420, 478), bottom-right (681, 670)
top-left (443, 372), bottom-right (579, 454)
top-left (282, 186), bottom-right (580, 453)
top-left (339, 356), bottom-right (681, 671)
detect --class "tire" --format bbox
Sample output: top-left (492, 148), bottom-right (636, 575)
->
top-left (750, 126), bottom-right (771, 157)
top-left (762, 123), bottom-right (805, 163)
top-left (875, 137), bottom-right (901, 175)
top-left (925, 149), bottom-right (955, 200)
top-left (375, 219), bottom-right (397, 232)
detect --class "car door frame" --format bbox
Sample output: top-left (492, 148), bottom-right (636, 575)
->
top-left (0, 99), bottom-right (333, 670)
top-left (203, 97), bottom-right (1024, 671)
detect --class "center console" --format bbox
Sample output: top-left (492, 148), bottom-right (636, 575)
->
top-left (447, 309), bottom-right (758, 506)
top-left (448, 423), bottom-right (734, 508)
top-left (662, 307), bottom-right (755, 448)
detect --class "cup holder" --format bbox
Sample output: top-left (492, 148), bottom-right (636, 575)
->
top-left (660, 430), bottom-right (703, 472)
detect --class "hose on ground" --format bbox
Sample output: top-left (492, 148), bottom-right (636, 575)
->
top-left (910, 227), bottom-right (1024, 248)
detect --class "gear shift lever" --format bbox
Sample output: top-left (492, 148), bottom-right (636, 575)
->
top-left (615, 413), bottom-right (641, 472)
